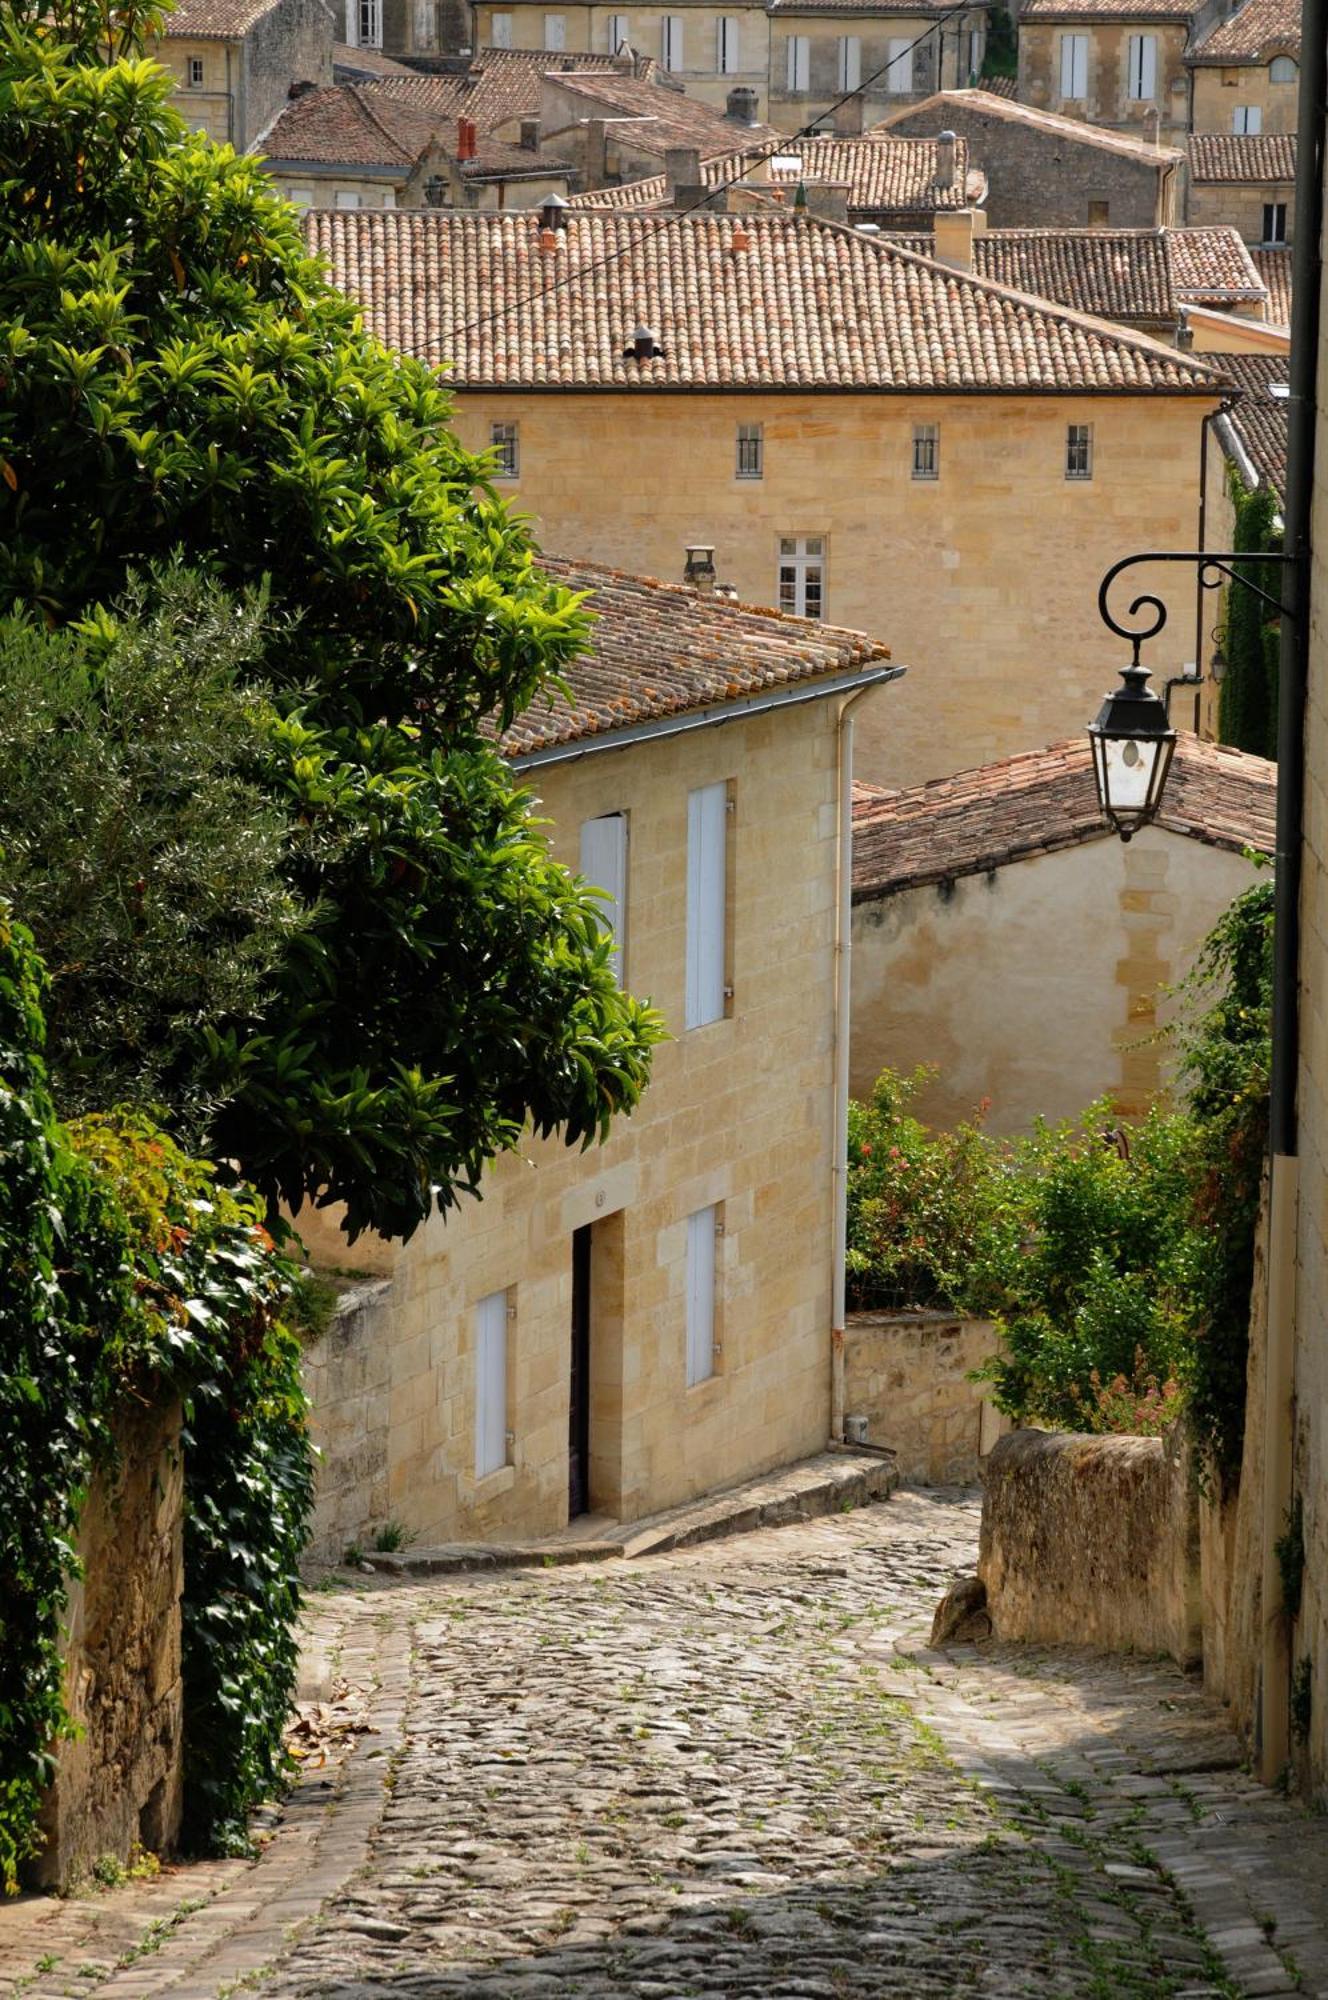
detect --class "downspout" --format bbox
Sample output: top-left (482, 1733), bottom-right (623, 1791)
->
top-left (831, 682), bottom-right (884, 1441)
top-left (1257, 0), bottom-right (1325, 1787)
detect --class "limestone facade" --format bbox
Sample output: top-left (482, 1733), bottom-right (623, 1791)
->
top-left (843, 1311), bottom-right (1008, 1482)
top-left (298, 688), bottom-right (883, 1550)
top-left (157, 0), bottom-right (334, 151)
top-left (1017, 11), bottom-right (1194, 143)
top-left (1191, 54), bottom-right (1302, 136)
top-left (448, 388), bottom-right (1221, 789)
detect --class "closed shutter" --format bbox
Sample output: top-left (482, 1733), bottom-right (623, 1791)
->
top-left (838, 34), bottom-right (861, 90)
top-left (718, 15), bottom-right (739, 72)
top-left (491, 9), bottom-right (512, 41)
top-left (1128, 33), bottom-right (1156, 98)
top-left (886, 35), bottom-right (911, 90)
top-left (685, 1207), bottom-right (716, 1387)
top-left (786, 34), bottom-right (809, 90)
top-left (662, 13), bottom-right (683, 66)
top-left (685, 782), bottom-right (727, 1029)
top-left (544, 11), bottom-right (565, 48)
top-left (580, 813), bottom-right (627, 982)
top-left (475, 1291), bottom-right (508, 1477)
top-left (1060, 32), bottom-right (1087, 96)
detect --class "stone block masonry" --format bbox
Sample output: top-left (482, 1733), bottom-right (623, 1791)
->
top-left (844, 1310), bottom-right (1009, 1482)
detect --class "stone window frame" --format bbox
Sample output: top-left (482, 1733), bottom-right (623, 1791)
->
top-left (911, 423), bottom-right (939, 481)
top-left (1065, 423), bottom-right (1093, 481)
top-left (735, 421), bottom-right (763, 480)
top-left (186, 54), bottom-right (205, 86)
top-left (1263, 200), bottom-right (1288, 245)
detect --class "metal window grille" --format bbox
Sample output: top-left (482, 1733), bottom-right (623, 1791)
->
top-left (491, 423), bottom-right (519, 477)
top-left (912, 425), bottom-right (939, 480)
top-left (1066, 424), bottom-right (1093, 480)
top-left (736, 424), bottom-right (763, 479)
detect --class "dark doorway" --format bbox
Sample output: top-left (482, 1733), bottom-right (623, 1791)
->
top-left (569, 1224), bottom-right (592, 1517)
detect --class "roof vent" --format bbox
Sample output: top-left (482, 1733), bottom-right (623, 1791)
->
top-left (626, 323), bottom-right (664, 360)
top-left (936, 129), bottom-right (957, 190)
top-left (731, 224), bottom-right (751, 252)
top-left (541, 192), bottom-right (568, 230)
top-left (539, 226), bottom-right (558, 254)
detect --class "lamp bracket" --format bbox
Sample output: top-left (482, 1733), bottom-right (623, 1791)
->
top-left (1098, 550), bottom-right (1297, 666)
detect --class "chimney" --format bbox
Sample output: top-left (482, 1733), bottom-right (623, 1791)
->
top-left (456, 115), bottom-right (477, 161)
top-left (802, 181), bottom-right (850, 223)
top-left (832, 94), bottom-right (864, 137)
top-left (625, 323), bottom-right (664, 360)
top-left (725, 84), bottom-right (759, 125)
top-left (520, 115), bottom-right (539, 150)
top-left (932, 206), bottom-right (985, 270)
top-left (540, 191), bottom-right (568, 230)
top-left (935, 128), bottom-right (957, 190)
top-left (665, 145), bottom-right (704, 205)
top-left (1144, 105), bottom-right (1161, 146)
top-left (683, 545), bottom-right (717, 593)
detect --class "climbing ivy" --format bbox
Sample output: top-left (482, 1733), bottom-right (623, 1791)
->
top-left (0, 908), bottom-right (313, 1889)
top-left (1218, 473), bottom-right (1283, 761)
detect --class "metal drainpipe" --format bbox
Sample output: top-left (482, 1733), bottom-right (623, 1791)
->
top-left (830, 683), bottom-right (883, 1441)
top-left (1257, 0), bottom-right (1325, 1788)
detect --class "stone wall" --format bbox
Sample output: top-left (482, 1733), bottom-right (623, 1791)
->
top-left (1018, 20), bottom-right (1192, 144)
top-left (979, 1426), bottom-right (1201, 1664)
top-left (303, 1279), bottom-right (394, 1563)
top-left (31, 1401), bottom-right (184, 1890)
top-left (882, 98), bottom-right (1178, 227)
top-left (844, 1312), bottom-right (1007, 1483)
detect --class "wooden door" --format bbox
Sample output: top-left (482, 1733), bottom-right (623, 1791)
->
top-left (569, 1224), bottom-right (592, 1517)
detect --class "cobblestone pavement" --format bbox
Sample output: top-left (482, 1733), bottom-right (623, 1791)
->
top-left (8, 1488), bottom-right (1328, 1999)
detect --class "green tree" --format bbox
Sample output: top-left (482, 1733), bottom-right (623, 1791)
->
top-left (981, 5), bottom-right (1018, 79)
top-left (1218, 476), bottom-right (1282, 760)
top-left (0, 0), bottom-right (663, 1239)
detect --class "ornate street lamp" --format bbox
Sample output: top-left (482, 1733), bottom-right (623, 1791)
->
top-left (1087, 659), bottom-right (1176, 842)
top-left (1089, 549), bottom-right (1297, 839)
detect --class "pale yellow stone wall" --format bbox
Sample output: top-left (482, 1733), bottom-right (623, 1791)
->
top-left (159, 38), bottom-right (235, 143)
top-left (451, 388), bottom-right (1218, 790)
top-left (1191, 58), bottom-right (1302, 138)
top-left (1287, 139), bottom-right (1328, 1789)
top-left (844, 1312), bottom-right (1008, 1483)
top-left (767, 10), bottom-right (985, 133)
top-left (850, 824), bottom-right (1264, 1132)
top-left (1187, 309), bottom-right (1289, 353)
top-left (270, 171), bottom-right (404, 206)
top-left (299, 694), bottom-right (862, 1546)
top-left (1186, 177), bottom-right (1294, 243)
top-left (1018, 19), bottom-right (1192, 142)
top-left (474, 1), bottom-right (771, 116)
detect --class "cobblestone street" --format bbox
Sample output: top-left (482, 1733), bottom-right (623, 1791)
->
top-left (8, 1488), bottom-right (1328, 1999)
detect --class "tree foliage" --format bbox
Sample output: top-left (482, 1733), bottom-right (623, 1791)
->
top-left (0, 0), bottom-right (663, 1239)
top-left (1218, 473), bottom-right (1282, 761)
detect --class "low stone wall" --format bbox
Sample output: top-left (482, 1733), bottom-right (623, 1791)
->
top-left (844, 1312), bottom-right (1009, 1484)
top-left (303, 1279), bottom-right (393, 1564)
top-left (979, 1427), bottom-right (1201, 1665)
top-left (32, 1400), bottom-right (184, 1889)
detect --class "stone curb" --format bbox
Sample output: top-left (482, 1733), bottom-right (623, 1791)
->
top-left (365, 1448), bottom-right (901, 1576)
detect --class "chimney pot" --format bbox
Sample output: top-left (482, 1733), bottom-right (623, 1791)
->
top-left (684, 545), bottom-right (717, 592)
top-left (626, 323), bottom-right (663, 359)
top-left (539, 226), bottom-right (558, 253)
top-left (725, 84), bottom-right (759, 125)
top-left (935, 128), bottom-right (957, 190)
top-left (731, 223), bottom-right (751, 252)
top-left (541, 191), bottom-right (568, 229)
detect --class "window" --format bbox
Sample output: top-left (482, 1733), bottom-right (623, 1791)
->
top-left (911, 423), bottom-right (938, 480)
top-left (1263, 201), bottom-right (1288, 244)
top-left (685, 782), bottom-right (728, 1030)
top-left (1059, 31), bottom-right (1088, 97)
top-left (1233, 103), bottom-right (1263, 133)
top-left (606, 10), bottom-right (628, 50)
top-left (1126, 32), bottom-right (1156, 100)
top-left (718, 15), bottom-right (740, 71)
top-left (785, 34), bottom-right (809, 90)
top-left (778, 535), bottom-right (824, 618)
top-left (491, 9), bottom-right (512, 42)
top-left (287, 186), bottom-right (314, 209)
top-left (474, 1289), bottom-right (510, 1478)
top-left (1066, 423), bottom-right (1093, 479)
top-left (885, 35), bottom-right (912, 92)
top-left (736, 422), bottom-right (763, 479)
top-left (1087, 198), bottom-right (1110, 225)
top-left (335, 189), bottom-right (361, 208)
top-left (544, 11), bottom-right (565, 48)
top-left (187, 54), bottom-right (204, 85)
top-left (359, 0), bottom-right (381, 44)
top-left (490, 420), bottom-right (519, 478)
top-left (685, 1206), bottom-right (719, 1387)
top-left (661, 13), bottom-right (683, 65)
top-left (579, 812), bottom-right (628, 982)
top-left (837, 34), bottom-right (861, 91)
top-left (1270, 54), bottom-right (1297, 83)
top-left (382, 189), bottom-right (396, 208)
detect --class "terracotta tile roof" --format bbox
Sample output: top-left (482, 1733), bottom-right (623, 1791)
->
top-left (261, 84), bottom-right (441, 169)
top-left (463, 138), bottom-right (575, 179)
top-left (306, 207), bottom-right (1226, 393)
top-left (981, 72), bottom-right (1020, 96)
top-left (537, 70), bottom-right (778, 160)
top-left (365, 49), bottom-right (662, 137)
top-left (889, 224), bottom-right (1265, 319)
top-left (1191, 0), bottom-right (1301, 59)
top-left (1188, 131), bottom-right (1297, 181)
top-left (1214, 350), bottom-right (1290, 498)
top-left (852, 734), bottom-right (1276, 897)
top-left (497, 558), bottom-right (893, 759)
top-left (1022, 0), bottom-right (1194, 18)
top-left (160, 0), bottom-right (281, 35)
top-left (333, 42), bottom-right (417, 78)
top-left (571, 136), bottom-right (983, 214)
top-left (1252, 245), bottom-right (1293, 323)
top-left (873, 88), bottom-right (1184, 162)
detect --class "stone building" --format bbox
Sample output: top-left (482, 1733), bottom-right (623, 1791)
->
top-left (155, 0), bottom-right (333, 151)
top-left (1016, 0), bottom-right (1198, 144)
top-left (877, 86), bottom-right (1185, 225)
top-left (849, 735), bottom-right (1275, 1131)
top-left (307, 203), bottom-right (1225, 791)
top-left (528, 64), bottom-right (778, 184)
top-left (297, 560), bottom-right (899, 1553)
top-left (765, 0), bottom-right (989, 133)
top-left (1186, 130), bottom-right (1298, 242)
top-left (1187, 0), bottom-right (1302, 137)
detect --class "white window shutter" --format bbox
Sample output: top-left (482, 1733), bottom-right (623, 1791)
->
top-left (1061, 33), bottom-right (1086, 96)
top-left (685, 1207), bottom-right (717, 1386)
top-left (838, 35), bottom-right (860, 91)
top-left (1140, 33), bottom-right (1156, 97)
top-left (685, 783), bottom-right (727, 1029)
top-left (544, 11), bottom-right (565, 49)
top-left (475, 1291), bottom-right (508, 1477)
top-left (579, 813), bottom-right (627, 983)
